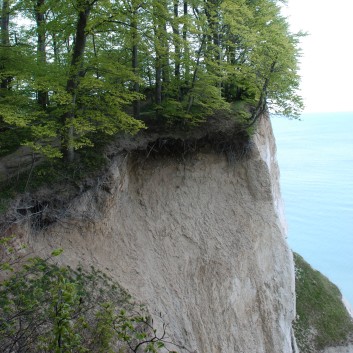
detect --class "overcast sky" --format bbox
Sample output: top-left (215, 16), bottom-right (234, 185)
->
top-left (281, 0), bottom-right (353, 113)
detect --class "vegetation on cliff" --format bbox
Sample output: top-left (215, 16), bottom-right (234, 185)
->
top-left (293, 253), bottom-right (353, 352)
top-left (0, 0), bottom-right (303, 162)
top-left (0, 237), bottom-right (182, 353)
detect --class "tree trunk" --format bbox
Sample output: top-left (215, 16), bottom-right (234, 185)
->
top-left (0, 0), bottom-right (9, 46)
top-left (204, 0), bottom-right (221, 62)
top-left (186, 34), bottom-right (206, 113)
top-left (35, 0), bottom-right (48, 108)
top-left (131, 6), bottom-right (140, 119)
top-left (183, 1), bottom-right (190, 84)
top-left (155, 55), bottom-right (162, 106)
top-left (62, 0), bottom-right (92, 162)
top-left (172, 0), bottom-right (181, 100)
top-left (0, 0), bottom-right (11, 90)
top-left (153, 2), bottom-right (164, 108)
top-left (161, 19), bottom-right (169, 100)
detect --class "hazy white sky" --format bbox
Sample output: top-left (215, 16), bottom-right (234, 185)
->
top-left (281, 0), bottom-right (353, 113)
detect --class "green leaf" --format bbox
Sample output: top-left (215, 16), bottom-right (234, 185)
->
top-left (51, 248), bottom-right (64, 257)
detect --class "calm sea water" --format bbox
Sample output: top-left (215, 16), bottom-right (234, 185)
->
top-left (271, 112), bottom-right (353, 306)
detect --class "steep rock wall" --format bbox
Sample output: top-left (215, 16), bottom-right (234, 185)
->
top-left (25, 115), bottom-right (296, 353)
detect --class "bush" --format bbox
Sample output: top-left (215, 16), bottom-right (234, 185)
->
top-left (0, 237), bottom-right (180, 353)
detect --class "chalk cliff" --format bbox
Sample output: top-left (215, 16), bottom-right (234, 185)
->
top-left (13, 115), bottom-right (297, 352)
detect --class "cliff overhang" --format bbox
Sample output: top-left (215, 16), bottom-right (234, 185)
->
top-left (1, 114), bottom-right (297, 353)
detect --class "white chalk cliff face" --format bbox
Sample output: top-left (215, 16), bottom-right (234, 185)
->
top-left (27, 115), bottom-right (297, 353)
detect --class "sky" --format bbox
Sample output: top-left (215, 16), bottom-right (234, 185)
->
top-left (281, 0), bottom-right (353, 113)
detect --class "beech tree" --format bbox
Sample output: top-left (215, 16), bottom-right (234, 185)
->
top-left (0, 0), bottom-right (303, 161)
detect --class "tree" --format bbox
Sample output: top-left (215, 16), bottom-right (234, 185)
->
top-left (0, 0), bottom-right (304, 161)
top-left (243, 0), bottom-right (304, 120)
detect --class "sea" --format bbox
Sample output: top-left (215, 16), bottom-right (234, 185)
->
top-left (271, 112), bottom-right (353, 306)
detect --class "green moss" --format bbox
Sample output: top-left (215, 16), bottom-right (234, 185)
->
top-left (293, 253), bottom-right (353, 351)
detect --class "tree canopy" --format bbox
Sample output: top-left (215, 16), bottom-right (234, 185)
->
top-left (0, 0), bottom-right (303, 161)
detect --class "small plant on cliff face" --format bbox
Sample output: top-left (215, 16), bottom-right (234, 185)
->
top-left (293, 253), bottom-right (353, 352)
top-left (0, 237), bottom-right (183, 353)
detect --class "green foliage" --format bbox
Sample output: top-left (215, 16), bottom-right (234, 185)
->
top-left (0, 0), bottom-right (303, 162)
top-left (0, 237), bottom-right (180, 353)
top-left (0, 142), bottom-right (109, 215)
top-left (293, 253), bottom-right (353, 351)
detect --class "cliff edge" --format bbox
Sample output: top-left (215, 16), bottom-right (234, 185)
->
top-left (7, 115), bottom-right (297, 353)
